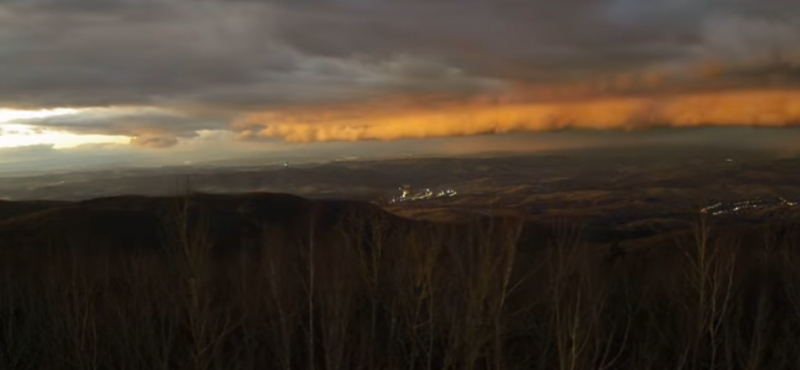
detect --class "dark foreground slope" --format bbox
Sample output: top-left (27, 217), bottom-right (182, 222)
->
top-left (3, 193), bottom-right (800, 370)
top-left (0, 192), bottom-right (566, 257)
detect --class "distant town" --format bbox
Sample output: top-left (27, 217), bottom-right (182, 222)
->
top-left (389, 185), bottom-right (458, 204)
top-left (701, 197), bottom-right (799, 216)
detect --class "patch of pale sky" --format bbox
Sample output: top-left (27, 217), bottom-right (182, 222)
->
top-left (0, 109), bottom-right (130, 149)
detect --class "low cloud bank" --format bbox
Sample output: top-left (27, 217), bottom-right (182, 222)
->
top-left (233, 89), bottom-right (800, 143)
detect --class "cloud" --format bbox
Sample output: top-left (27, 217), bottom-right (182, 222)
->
top-left (10, 107), bottom-right (225, 148)
top-left (129, 135), bottom-right (179, 148)
top-left (235, 89), bottom-right (800, 142)
top-left (1, 0), bottom-right (799, 110)
top-left (0, 0), bottom-right (502, 111)
top-left (2, 0), bottom-right (800, 154)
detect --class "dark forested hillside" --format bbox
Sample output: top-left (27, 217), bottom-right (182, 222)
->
top-left (3, 193), bottom-right (800, 369)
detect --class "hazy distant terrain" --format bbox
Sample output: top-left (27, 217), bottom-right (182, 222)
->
top-left (2, 146), bottom-right (799, 244)
top-left (4, 147), bottom-right (800, 370)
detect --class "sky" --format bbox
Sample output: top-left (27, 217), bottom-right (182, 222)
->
top-left (1, 0), bottom-right (800, 172)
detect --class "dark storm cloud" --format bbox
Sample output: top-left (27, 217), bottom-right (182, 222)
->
top-left (271, 0), bottom-right (800, 82)
top-left (0, 0), bottom-right (500, 111)
top-left (1, 0), bottom-right (800, 142)
top-left (271, 0), bottom-right (699, 79)
top-left (3, 0), bottom-right (799, 104)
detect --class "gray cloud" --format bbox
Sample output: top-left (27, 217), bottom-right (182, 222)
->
top-left (270, 0), bottom-right (800, 82)
top-left (1, 0), bottom-right (800, 148)
top-left (10, 107), bottom-right (227, 147)
top-left (13, 108), bottom-right (221, 135)
top-left (0, 0), bottom-right (501, 111)
top-left (2, 1), bottom-right (799, 105)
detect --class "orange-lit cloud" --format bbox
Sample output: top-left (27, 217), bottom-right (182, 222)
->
top-left (233, 89), bottom-right (800, 143)
top-left (129, 134), bottom-right (179, 149)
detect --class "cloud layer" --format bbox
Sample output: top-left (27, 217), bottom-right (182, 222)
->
top-left (11, 107), bottom-right (225, 148)
top-left (1, 0), bottom-right (800, 151)
top-left (233, 89), bottom-right (800, 142)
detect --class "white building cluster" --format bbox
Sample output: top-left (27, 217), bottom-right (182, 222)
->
top-left (701, 197), bottom-right (798, 216)
top-left (390, 185), bottom-right (457, 204)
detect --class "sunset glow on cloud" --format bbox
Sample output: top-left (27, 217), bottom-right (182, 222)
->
top-left (1, 0), bottom-right (800, 169)
top-left (233, 89), bottom-right (800, 142)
